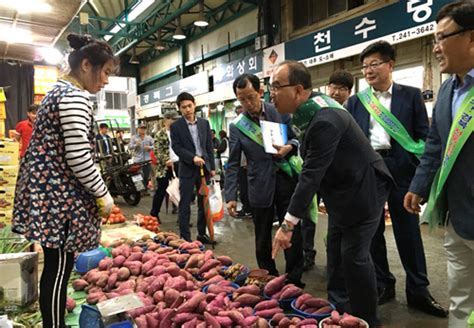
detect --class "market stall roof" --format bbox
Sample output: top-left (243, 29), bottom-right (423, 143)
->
top-left (0, 0), bottom-right (82, 62)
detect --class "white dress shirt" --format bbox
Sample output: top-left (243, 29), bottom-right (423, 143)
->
top-left (369, 84), bottom-right (393, 150)
top-left (167, 130), bottom-right (180, 163)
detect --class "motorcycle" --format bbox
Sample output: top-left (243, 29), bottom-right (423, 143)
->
top-left (102, 161), bottom-right (147, 206)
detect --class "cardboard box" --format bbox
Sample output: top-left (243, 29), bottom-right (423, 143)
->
top-left (0, 253), bottom-right (38, 307)
top-left (0, 140), bottom-right (19, 166)
top-left (0, 103), bottom-right (5, 120)
top-left (0, 187), bottom-right (15, 211)
top-left (0, 166), bottom-right (18, 187)
top-left (0, 210), bottom-right (13, 227)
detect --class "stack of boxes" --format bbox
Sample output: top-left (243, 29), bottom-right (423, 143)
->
top-left (0, 87), bottom-right (19, 228)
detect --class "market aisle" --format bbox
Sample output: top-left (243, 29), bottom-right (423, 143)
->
top-left (117, 195), bottom-right (448, 328)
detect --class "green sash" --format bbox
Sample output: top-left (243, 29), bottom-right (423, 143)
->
top-left (233, 114), bottom-right (318, 223)
top-left (422, 87), bottom-right (474, 229)
top-left (357, 88), bottom-right (425, 157)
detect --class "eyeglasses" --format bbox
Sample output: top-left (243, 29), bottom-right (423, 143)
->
top-left (432, 28), bottom-right (471, 46)
top-left (361, 61), bottom-right (388, 72)
top-left (269, 83), bottom-right (297, 92)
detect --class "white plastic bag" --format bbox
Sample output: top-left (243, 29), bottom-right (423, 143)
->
top-left (166, 173), bottom-right (180, 206)
top-left (207, 180), bottom-right (224, 222)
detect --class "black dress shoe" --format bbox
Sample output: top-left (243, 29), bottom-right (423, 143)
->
top-left (378, 286), bottom-right (396, 305)
top-left (407, 294), bottom-right (448, 318)
top-left (303, 258), bottom-right (315, 271)
top-left (197, 234), bottom-right (217, 245)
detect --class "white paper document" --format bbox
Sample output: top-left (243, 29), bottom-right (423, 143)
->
top-left (260, 120), bottom-right (288, 154)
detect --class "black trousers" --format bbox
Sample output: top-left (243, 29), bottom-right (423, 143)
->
top-left (178, 167), bottom-right (208, 241)
top-left (238, 166), bottom-right (251, 213)
top-left (301, 216), bottom-right (316, 260)
top-left (326, 175), bottom-right (390, 327)
top-left (252, 171), bottom-right (304, 284)
top-left (40, 247), bottom-right (75, 328)
top-left (370, 184), bottom-right (430, 298)
top-left (150, 167), bottom-right (173, 217)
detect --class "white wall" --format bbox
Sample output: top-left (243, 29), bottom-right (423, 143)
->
top-left (140, 50), bottom-right (181, 82)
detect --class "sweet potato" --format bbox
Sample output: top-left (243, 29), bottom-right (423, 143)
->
top-left (200, 275), bottom-right (224, 287)
top-left (86, 291), bottom-right (105, 305)
top-left (152, 265), bottom-right (167, 276)
top-left (172, 313), bottom-right (200, 325)
top-left (295, 293), bottom-right (313, 309)
top-left (235, 284), bottom-right (260, 296)
top-left (123, 261), bottom-right (142, 276)
top-left (159, 308), bottom-right (177, 328)
top-left (116, 267), bottom-right (130, 281)
top-left (127, 304), bottom-right (154, 318)
top-left (153, 290), bottom-right (164, 303)
top-left (134, 315), bottom-right (148, 328)
top-left (142, 251), bottom-right (157, 263)
top-left (141, 258), bottom-right (157, 275)
top-left (107, 272), bottom-right (118, 290)
top-left (339, 313), bottom-right (363, 327)
top-left (72, 279), bottom-right (89, 291)
top-left (243, 315), bottom-right (259, 326)
top-left (216, 255), bottom-right (232, 266)
top-left (330, 310), bottom-right (341, 322)
top-left (254, 299), bottom-right (279, 311)
top-left (296, 318), bottom-right (318, 327)
top-left (234, 293), bottom-right (261, 306)
top-left (146, 242), bottom-right (161, 251)
top-left (98, 257), bottom-right (113, 271)
top-left (202, 268), bottom-right (219, 280)
top-left (164, 288), bottom-right (180, 307)
top-left (207, 284), bottom-right (234, 295)
top-left (305, 297), bottom-right (330, 309)
top-left (182, 317), bottom-right (199, 328)
top-left (185, 254), bottom-right (202, 269)
top-left (279, 285), bottom-right (303, 300)
top-left (176, 292), bottom-right (207, 314)
top-left (131, 245), bottom-right (143, 253)
top-left (198, 259), bottom-right (221, 275)
top-left (66, 297), bottom-right (76, 312)
top-left (254, 307), bottom-right (284, 318)
top-left (256, 317), bottom-right (269, 328)
top-left (112, 255), bottom-right (126, 267)
top-left (116, 279), bottom-right (136, 291)
top-left (201, 312), bottom-right (219, 328)
top-left (239, 307), bottom-right (253, 317)
top-left (95, 273), bottom-right (109, 288)
top-left (127, 252), bottom-right (143, 262)
top-left (145, 312), bottom-right (159, 327)
top-left (279, 317), bottom-right (292, 328)
top-left (202, 250), bottom-right (213, 261)
top-left (264, 274), bottom-right (287, 296)
top-left (105, 292), bottom-right (120, 299)
top-left (166, 264), bottom-right (181, 277)
top-left (314, 305), bottom-right (333, 314)
top-left (215, 316), bottom-right (233, 326)
top-left (228, 310), bottom-right (246, 326)
top-left (271, 312), bottom-right (285, 324)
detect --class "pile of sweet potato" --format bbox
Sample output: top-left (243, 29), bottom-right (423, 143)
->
top-left (321, 311), bottom-right (368, 328)
top-left (292, 293), bottom-right (333, 316)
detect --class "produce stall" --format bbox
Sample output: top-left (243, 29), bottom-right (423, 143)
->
top-left (64, 231), bottom-right (368, 328)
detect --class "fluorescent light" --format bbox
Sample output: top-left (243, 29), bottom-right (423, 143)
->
top-left (0, 26), bottom-right (33, 44)
top-left (194, 19), bottom-right (208, 27)
top-left (40, 47), bottom-right (62, 65)
top-left (127, 0), bottom-right (154, 22)
top-left (104, 23), bottom-right (124, 41)
top-left (0, 0), bottom-right (51, 13)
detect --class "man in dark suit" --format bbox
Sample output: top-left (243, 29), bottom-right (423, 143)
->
top-left (225, 74), bottom-right (304, 287)
top-left (405, 2), bottom-right (474, 326)
top-left (170, 92), bottom-right (216, 243)
top-left (270, 60), bottom-right (392, 327)
top-left (96, 123), bottom-right (113, 156)
top-left (346, 40), bottom-right (447, 317)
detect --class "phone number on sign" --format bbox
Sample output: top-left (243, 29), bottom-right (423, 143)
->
top-left (391, 22), bottom-right (435, 43)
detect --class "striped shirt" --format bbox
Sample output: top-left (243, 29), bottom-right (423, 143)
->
top-left (57, 80), bottom-right (108, 198)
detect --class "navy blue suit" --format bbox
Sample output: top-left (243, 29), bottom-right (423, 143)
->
top-left (170, 117), bottom-right (215, 241)
top-left (347, 83), bottom-right (431, 299)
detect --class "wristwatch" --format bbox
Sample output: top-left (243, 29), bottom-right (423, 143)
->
top-left (280, 222), bottom-right (294, 233)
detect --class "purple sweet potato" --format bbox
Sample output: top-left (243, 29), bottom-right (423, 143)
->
top-left (123, 261), bottom-right (142, 276)
top-left (239, 307), bottom-right (253, 317)
top-left (243, 315), bottom-right (259, 326)
top-left (182, 317), bottom-right (198, 328)
top-left (141, 258), bottom-right (157, 275)
top-left (254, 307), bottom-right (284, 318)
top-left (215, 316), bottom-right (233, 326)
top-left (152, 265), bottom-right (167, 276)
top-left (204, 312), bottom-right (220, 328)
top-left (254, 299), bottom-right (279, 311)
top-left (201, 275), bottom-right (225, 288)
top-left (116, 278), bottom-right (135, 291)
top-left (234, 293), bottom-right (261, 306)
top-left (339, 313), bottom-right (363, 327)
top-left (127, 252), bottom-right (143, 262)
top-left (145, 312), bottom-right (159, 327)
top-left (198, 259), bottom-right (221, 275)
top-left (127, 304), bottom-right (155, 318)
top-left (166, 264), bottom-right (181, 277)
top-left (263, 274), bottom-right (287, 296)
top-left (279, 285), bottom-right (303, 300)
top-left (159, 308), bottom-right (176, 328)
top-left (235, 284), bottom-right (260, 296)
top-left (305, 297), bottom-right (330, 309)
top-left (72, 279), bottom-right (89, 291)
top-left (314, 305), bottom-right (333, 314)
top-left (153, 290), bottom-right (164, 303)
top-left (112, 255), bottom-right (126, 267)
top-left (142, 251), bottom-right (157, 263)
top-left (197, 299), bottom-right (207, 313)
top-left (202, 268), bottom-right (219, 280)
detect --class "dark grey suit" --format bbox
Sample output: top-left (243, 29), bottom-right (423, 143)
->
top-left (170, 117), bottom-right (215, 241)
top-left (287, 103), bottom-right (392, 327)
top-left (225, 102), bottom-right (304, 285)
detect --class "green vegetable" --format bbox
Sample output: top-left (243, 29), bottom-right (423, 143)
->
top-left (0, 228), bottom-right (31, 254)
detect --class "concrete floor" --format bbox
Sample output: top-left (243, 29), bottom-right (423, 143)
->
top-left (117, 194), bottom-right (449, 328)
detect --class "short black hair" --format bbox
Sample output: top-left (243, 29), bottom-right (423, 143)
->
top-left (329, 70), bottom-right (354, 90)
top-left (219, 130), bottom-right (227, 139)
top-left (360, 40), bottom-right (396, 63)
top-left (99, 123), bottom-right (109, 129)
top-left (211, 129), bottom-right (216, 134)
top-left (27, 104), bottom-right (39, 113)
top-left (278, 60), bottom-right (312, 90)
top-left (436, 1), bottom-right (474, 29)
top-left (176, 92), bottom-right (195, 107)
top-left (233, 74), bottom-right (260, 94)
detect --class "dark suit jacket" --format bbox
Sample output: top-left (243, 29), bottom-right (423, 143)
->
top-left (170, 117), bottom-right (215, 178)
top-left (287, 104), bottom-right (392, 227)
top-left (225, 102), bottom-right (299, 208)
top-left (409, 77), bottom-right (474, 240)
top-left (346, 83), bottom-right (429, 188)
top-left (95, 134), bottom-right (113, 155)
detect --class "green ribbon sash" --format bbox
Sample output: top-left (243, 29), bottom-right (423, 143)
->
top-left (233, 114), bottom-right (318, 223)
top-left (422, 87), bottom-right (474, 229)
top-left (357, 88), bottom-right (425, 157)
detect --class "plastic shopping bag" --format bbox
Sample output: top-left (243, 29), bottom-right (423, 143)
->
top-left (166, 174), bottom-right (180, 206)
top-left (207, 180), bottom-right (224, 222)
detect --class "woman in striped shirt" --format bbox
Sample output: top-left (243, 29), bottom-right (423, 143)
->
top-left (12, 33), bottom-right (117, 328)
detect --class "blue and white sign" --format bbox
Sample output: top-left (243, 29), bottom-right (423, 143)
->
top-left (211, 53), bottom-right (263, 85)
top-left (285, 0), bottom-right (454, 67)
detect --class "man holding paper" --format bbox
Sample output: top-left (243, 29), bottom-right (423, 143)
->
top-left (225, 73), bottom-right (305, 287)
top-left (404, 2), bottom-right (474, 326)
top-left (270, 60), bottom-right (392, 327)
top-left (346, 40), bottom-right (447, 317)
